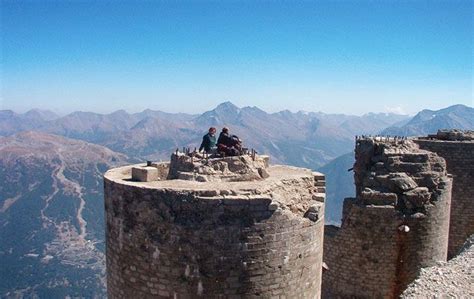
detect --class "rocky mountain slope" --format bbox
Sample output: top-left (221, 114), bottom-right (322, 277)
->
top-left (0, 109), bottom-right (59, 136)
top-left (0, 102), bottom-right (408, 169)
top-left (0, 132), bottom-right (128, 297)
top-left (382, 104), bottom-right (473, 136)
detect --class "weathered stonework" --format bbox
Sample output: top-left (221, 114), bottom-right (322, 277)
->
top-left (132, 166), bottom-right (159, 182)
top-left (105, 154), bottom-right (325, 298)
top-left (167, 153), bottom-right (270, 182)
top-left (414, 130), bottom-right (474, 258)
top-left (322, 137), bottom-right (452, 298)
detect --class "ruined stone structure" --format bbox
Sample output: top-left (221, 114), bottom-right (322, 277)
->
top-left (414, 130), bottom-right (474, 258)
top-left (105, 152), bottom-right (325, 298)
top-left (322, 137), bottom-right (452, 298)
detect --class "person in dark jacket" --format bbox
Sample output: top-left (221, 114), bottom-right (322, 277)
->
top-left (199, 127), bottom-right (217, 153)
top-left (217, 127), bottom-right (242, 156)
top-left (217, 127), bottom-right (232, 147)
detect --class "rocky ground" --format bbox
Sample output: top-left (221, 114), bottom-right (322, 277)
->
top-left (402, 235), bottom-right (474, 298)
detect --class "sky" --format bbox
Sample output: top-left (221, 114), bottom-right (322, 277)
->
top-left (1, 1), bottom-right (472, 116)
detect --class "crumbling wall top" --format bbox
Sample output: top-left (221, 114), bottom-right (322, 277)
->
top-left (353, 137), bottom-right (450, 215)
top-left (421, 129), bottom-right (474, 142)
top-left (167, 152), bottom-right (270, 182)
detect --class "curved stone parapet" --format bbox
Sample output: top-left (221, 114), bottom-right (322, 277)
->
top-left (104, 157), bottom-right (325, 298)
top-left (415, 131), bottom-right (474, 258)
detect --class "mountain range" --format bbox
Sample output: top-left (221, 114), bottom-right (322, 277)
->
top-left (1, 101), bottom-right (409, 168)
top-left (1, 103), bottom-right (472, 297)
top-left (382, 104), bottom-right (474, 136)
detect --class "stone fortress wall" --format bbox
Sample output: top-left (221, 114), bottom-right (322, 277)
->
top-left (104, 130), bottom-right (473, 298)
top-left (104, 153), bottom-right (326, 298)
top-left (414, 130), bottom-right (474, 258)
top-left (322, 136), bottom-right (452, 298)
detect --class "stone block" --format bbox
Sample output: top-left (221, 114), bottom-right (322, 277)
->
top-left (361, 189), bottom-right (398, 206)
top-left (305, 204), bottom-right (323, 222)
top-left (316, 187), bottom-right (326, 193)
top-left (377, 173), bottom-right (418, 192)
top-left (312, 172), bottom-right (325, 181)
top-left (132, 166), bottom-right (159, 182)
top-left (402, 187), bottom-right (431, 208)
top-left (258, 167), bottom-right (270, 179)
top-left (261, 155), bottom-right (270, 167)
top-left (150, 162), bottom-right (170, 179)
top-left (314, 180), bottom-right (326, 187)
top-left (312, 193), bottom-right (325, 202)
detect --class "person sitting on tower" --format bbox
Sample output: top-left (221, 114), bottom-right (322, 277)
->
top-left (199, 127), bottom-right (217, 154)
top-left (217, 127), bottom-right (242, 156)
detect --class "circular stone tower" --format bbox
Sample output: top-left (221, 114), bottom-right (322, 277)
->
top-left (104, 152), bottom-right (325, 298)
top-left (414, 130), bottom-right (474, 258)
top-left (322, 137), bottom-right (452, 298)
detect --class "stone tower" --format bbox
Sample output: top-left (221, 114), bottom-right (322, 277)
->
top-left (414, 130), bottom-right (474, 258)
top-left (104, 152), bottom-right (325, 298)
top-left (322, 137), bottom-right (452, 298)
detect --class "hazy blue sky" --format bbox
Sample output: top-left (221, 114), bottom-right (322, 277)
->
top-left (1, 1), bottom-right (472, 115)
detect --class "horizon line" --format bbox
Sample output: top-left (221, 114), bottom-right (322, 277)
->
top-left (3, 101), bottom-right (472, 118)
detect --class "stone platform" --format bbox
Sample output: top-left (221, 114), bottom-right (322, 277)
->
top-left (104, 154), bottom-right (326, 298)
top-left (132, 153), bottom-right (271, 183)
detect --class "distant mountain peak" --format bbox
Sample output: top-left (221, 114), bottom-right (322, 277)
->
top-left (109, 109), bottom-right (129, 116)
top-left (215, 101), bottom-right (240, 112)
top-left (219, 100), bottom-right (237, 106)
top-left (241, 105), bottom-right (266, 115)
top-left (194, 101), bottom-right (242, 126)
top-left (382, 104), bottom-right (473, 136)
top-left (211, 101), bottom-right (241, 117)
top-left (24, 109), bottom-right (59, 121)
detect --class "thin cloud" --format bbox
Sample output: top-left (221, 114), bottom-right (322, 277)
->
top-left (384, 106), bottom-right (407, 115)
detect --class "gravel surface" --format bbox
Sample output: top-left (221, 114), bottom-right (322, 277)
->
top-left (402, 235), bottom-right (474, 298)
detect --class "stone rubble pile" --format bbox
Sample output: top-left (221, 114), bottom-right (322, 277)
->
top-left (402, 234), bottom-right (474, 298)
top-left (354, 138), bottom-right (450, 214)
top-left (427, 129), bottom-right (474, 141)
top-left (131, 152), bottom-right (271, 183)
top-left (167, 152), bottom-right (270, 182)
